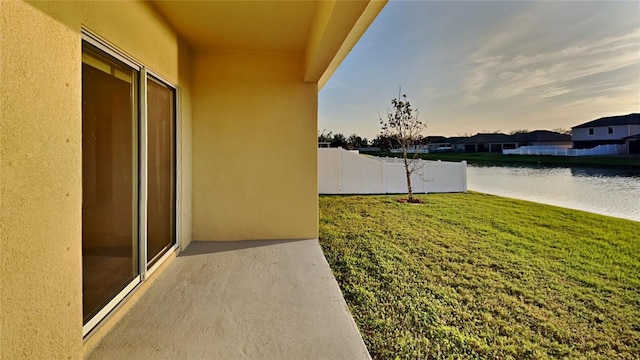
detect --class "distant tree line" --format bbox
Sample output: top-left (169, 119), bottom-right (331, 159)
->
top-left (320, 128), bottom-right (572, 149)
top-left (319, 131), bottom-right (407, 150)
top-left (319, 130), bottom-right (380, 149)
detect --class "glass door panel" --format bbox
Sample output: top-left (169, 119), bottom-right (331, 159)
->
top-left (81, 42), bottom-right (139, 323)
top-left (146, 76), bottom-right (176, 266)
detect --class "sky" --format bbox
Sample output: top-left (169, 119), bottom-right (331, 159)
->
top-left (318, 0), bottom-right (640, 140)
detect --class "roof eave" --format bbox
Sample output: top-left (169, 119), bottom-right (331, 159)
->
top-left (303, 0), bottom-right (387, 90)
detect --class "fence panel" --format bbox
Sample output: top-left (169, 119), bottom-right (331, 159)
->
top-left (342, 150), bottom-right (384, 193)
top-left (318, 148), bottom-right (466, 194)
top-left (383, 162), bottom-right (409, 194)
top-left (503, 144), bottom-right (626, 156)
top-left (318, 148), bottom-right (342, 193)
top-left (425, 161), bottom-right (468, 192)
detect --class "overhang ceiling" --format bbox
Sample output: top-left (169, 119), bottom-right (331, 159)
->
top-left (151, 1), bottom-right (317, 53)
top-left (150, 0), bottom-right (387, 86)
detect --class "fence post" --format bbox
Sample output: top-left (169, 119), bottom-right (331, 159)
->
top-left (422, 160), bottom-right (428, 193)
top-left (339, 148), bottom-right (344, 193)
top-left (461, 161), bottom-right (468, 192)
top-left (381, 159), bottom-right (386, 194)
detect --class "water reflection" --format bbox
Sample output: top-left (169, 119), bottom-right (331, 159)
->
top-left (467, 164), bottom-right (640, 222)
top-left (570, 166), bottom-right (640, 178)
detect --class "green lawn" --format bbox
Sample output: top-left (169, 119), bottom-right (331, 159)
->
top-left (319, 194), bottom-right (640, 359)
top-left (360, 151), bottom-right (640, 169)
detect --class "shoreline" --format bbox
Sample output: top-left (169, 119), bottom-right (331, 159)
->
top-left (360, 151), bottom-right (640, 169)
top-left (466, 189), bottom-right (639, 223)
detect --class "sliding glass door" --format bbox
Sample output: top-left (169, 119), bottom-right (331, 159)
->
top-left (81, 36), bottom-right (178, 334)
top-left (146, 77), bottom-right (176, 266)
top-left (81, 42), bottom-right (139, 324)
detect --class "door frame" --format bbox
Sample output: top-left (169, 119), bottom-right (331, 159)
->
top-left (143, 70), bottom-right (180, 278)
top-left (81, 30), bottom-right (180, 337)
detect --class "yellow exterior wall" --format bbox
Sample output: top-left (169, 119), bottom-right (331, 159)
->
top-left (0, 1), bottom-right (191, 358)
top-left (192, 50), bottom-right (318, 241)
top-left (1, 0), bottom-right (382, 357)
top-left (178, 38), bottom-right (194, 250)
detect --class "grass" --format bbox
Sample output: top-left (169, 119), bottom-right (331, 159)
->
top-left (360, 151), bottom-right (640, 169)
top-left (319, 193), bottom-right (640, 359)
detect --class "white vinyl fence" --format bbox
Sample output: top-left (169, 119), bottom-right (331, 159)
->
top-left (503, 144), bottom-right (626, 156)
top-left (318, 148), bottom-right (467, 194)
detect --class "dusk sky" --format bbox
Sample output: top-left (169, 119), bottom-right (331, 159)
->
top-left (319, 0), bottom-right (640, 140)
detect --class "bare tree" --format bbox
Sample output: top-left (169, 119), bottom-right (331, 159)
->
top-left (379, 91), bottom-right (427, 203)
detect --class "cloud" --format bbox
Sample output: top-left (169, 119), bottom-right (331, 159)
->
top-left (319, 1), bottom-right (640, 138)
top-left (539, 87), bottom-right (570, 99)
top-left (464, 29), bottom-right (640, 102)
top-left (420, 87), bottom-right (440, 100)
top-left (462, 10), bottom-right (640, 105)
top-left (558, 93), bottom-right (639, 111)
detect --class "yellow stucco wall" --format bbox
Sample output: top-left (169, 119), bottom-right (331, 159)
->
top-left (0, 1), bottom-right (191, 358)
top-left (2, 0), bottom-right (382, 357)
top-left (178, 38), bottom-right (194, 250)
top-left (192, 50), bottom-right (318, 241)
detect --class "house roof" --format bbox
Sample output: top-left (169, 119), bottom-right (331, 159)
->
top-left (451, 133), bottom-right (511, 144)
top-left (450, 131), bottom-right (570, 144)
top-left (444, 136), bottom-right (465, 143)
top-left (150, 1), bottom-right (387, 88)
top-left (512, 130), bottom-right (571, 142)
top-left (572, 113), bottom-right (640, 129)
top-left (422, 136), bottom-right (449, 143)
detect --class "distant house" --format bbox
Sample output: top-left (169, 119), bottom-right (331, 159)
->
top-left (451, 133), bottom-right (513, 152)
top-left (624, 134), bottom-right (640, 154)
top-left (390, 131), bottom-right (572, 154)
top-left (572, 114), bottom-right (640, 153)
top-left (512, 130), bottom-right (572, 146)
top-left (450, 131), bottom-right (571, 153)
top-left (421, 136), bottom-right (455, 152)
top-left (397, 136), bottom-right (466, 153)
top-left (386, 136), bottom-right (454, 153)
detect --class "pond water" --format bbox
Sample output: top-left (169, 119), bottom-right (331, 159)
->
top-left (467, 164), bottom-right (640, 222)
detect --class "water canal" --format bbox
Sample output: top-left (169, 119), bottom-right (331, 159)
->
top-left (467, 164), bottom-right (640, 222)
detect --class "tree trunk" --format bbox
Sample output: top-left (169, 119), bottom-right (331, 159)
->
top-left (403, 156), bottom-right (413, 202)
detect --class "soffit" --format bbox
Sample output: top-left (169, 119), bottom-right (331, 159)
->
top-left (151, 0), bottom-right (317, 53)
top-left (150, 0), bottom-right (387, 86)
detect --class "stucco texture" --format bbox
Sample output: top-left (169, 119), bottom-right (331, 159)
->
top-left (0, 1), bottom-right (191, 358)
top-left (192, 50), bottom-right (318, 241)
top-left (1, 0), bottom-right (381, 357)
top-left (177, 37), bottom-right (194, 251)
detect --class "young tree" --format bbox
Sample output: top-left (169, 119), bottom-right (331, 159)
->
top-left (379, 91), bottom-right (427, 203)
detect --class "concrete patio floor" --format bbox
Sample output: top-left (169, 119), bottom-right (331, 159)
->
top-left (86, 239), bottom-right (370, 360)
